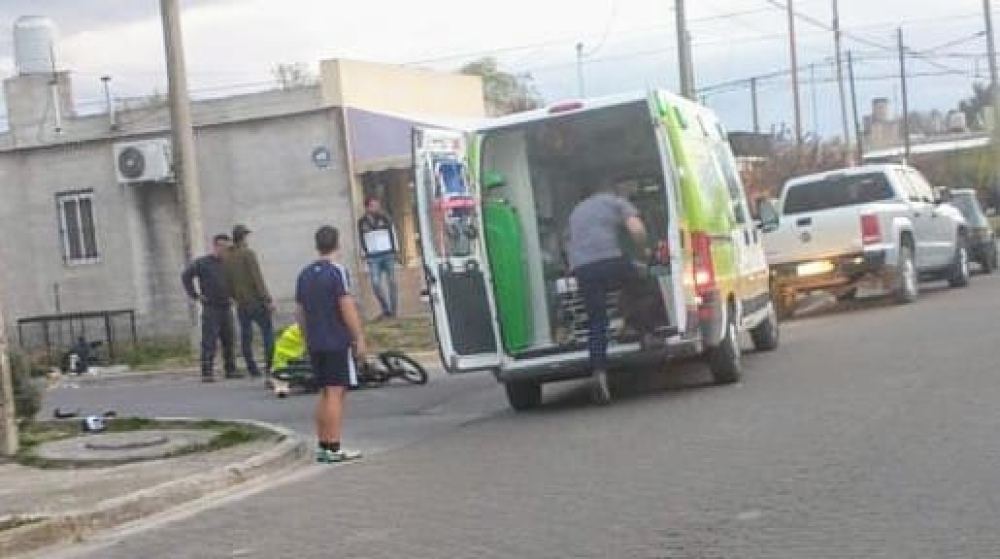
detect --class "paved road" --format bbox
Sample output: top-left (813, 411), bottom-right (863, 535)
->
top-left (45, 273), bottom-right (1000, 558)
top-left (45, 362), bottom-right (507, 458)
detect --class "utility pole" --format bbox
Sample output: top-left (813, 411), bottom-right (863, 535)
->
top-left (160, 0), bottom-right (204, 263)
top-left (983, 0), bottom-right (1000, 202)
top-left (160, 0), bottom-right (204, 353)
top-left (575, 42), bottom-right (585, 98)
top-left (898, 28), bottom-right (911, 162)
top-left (847, 50), bottom-right (863, 164)
top-left (787, 0), bottom-right (804, 144)
top-left (0, 273), bottom-right (17, 457)
top-left (810, 63), bottom-right (819, 140)
top-left (675, 0), bottom-right (696, 99)
top-left (833, 0), bottom-right (852, 151)
top-left (750, 77), bottom-right (761, 134)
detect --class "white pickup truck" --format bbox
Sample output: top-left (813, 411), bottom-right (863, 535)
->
top-left (758, 164), bottom-right (970, 318)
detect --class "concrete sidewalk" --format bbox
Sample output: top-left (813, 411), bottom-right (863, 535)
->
top-left (0, 421), bottom-right (306, 558)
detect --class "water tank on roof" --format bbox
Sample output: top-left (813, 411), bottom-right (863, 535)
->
top-left (13, 15), bottom-right (59, 75)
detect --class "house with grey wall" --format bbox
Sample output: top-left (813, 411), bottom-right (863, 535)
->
top-left (0, 16), bottom-right (485, 355)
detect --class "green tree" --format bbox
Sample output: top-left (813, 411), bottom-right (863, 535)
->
top-left (459, 57), bottom-right (543, 116)
top-left (959, 82), bottom-right (995, 130)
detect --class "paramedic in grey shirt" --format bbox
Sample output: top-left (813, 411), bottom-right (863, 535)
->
top-left (565, 181), bottom-right (650, 404)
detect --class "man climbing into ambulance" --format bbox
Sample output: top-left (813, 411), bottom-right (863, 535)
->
top-left (564, 178), bottom-right (653, 405)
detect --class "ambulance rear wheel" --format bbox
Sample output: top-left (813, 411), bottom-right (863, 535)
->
top-left (708, 304), bottom-right (742, 385)
top-left (504, 381), bottom-right (542, 411)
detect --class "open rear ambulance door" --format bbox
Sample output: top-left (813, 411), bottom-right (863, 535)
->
top-left (647, 90), bottom-right (689, 336)
top-left (412, 126), bottom-right (502, 373)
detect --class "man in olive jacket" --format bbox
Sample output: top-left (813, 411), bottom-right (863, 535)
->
top-left (224, 224), bottom-right (275, 384)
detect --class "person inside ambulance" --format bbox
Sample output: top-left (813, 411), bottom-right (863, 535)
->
top-left (564, 178), bottom-right (652, 404)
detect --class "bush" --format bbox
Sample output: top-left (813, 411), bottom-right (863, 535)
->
top-left (6, 352), bottom-right (43, 423)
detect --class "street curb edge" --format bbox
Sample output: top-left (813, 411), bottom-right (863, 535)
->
top-left (0, 419), bottom-right (307, 558)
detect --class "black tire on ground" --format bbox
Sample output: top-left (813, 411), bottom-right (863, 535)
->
top-left (750, 302), bottom-right (780, 352)
top-left (893, 243), bottom-right (919, 304)
top-left (948, 235), bottom-right (971, 288)
top-left (378, 351), bottom-right (429, 385)
top-left (708, 304), bottom-right (742, 385)
top-left (504, 381), bottom-right (542, 411)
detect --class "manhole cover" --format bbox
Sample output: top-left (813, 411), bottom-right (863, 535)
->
top-left (36, 429), bottom-right (218, 463)
top-left (85, 435), bottom-right (170, 451)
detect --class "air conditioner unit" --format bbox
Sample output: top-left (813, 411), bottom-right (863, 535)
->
top-left (114, 139), bottom-right (173, 183)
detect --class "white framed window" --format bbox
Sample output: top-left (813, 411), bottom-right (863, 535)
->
top-left (56, 190), bottom-right (100, 264)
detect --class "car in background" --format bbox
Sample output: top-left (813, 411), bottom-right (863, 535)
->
top-left (949, 188), bottom-right (997, 274)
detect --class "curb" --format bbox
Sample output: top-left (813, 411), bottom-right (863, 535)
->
top-left (54, 368), bottom-right (200, 388)
top-left (56, 352), bottom-right (443, 388)
top-left (0, 419), bottom-right (307, 558)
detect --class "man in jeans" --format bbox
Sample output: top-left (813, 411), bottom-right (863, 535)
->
top-left (564, 181), bottom-right (650, 405)
top-left (357, 196), bottom-right (399, 319)
top-left (224, 224), bottom-right (275, 384)
top-left (296, 225), bottom-right (365, 463)
top-left (181, 234), bottom-right (238, 382)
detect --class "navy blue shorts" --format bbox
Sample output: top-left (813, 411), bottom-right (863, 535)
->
top-left (309, 350), bottom-right (357, 388)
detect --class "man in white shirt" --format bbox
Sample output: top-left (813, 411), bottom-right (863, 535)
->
top-left (357, 196), bottom-right (399, 319)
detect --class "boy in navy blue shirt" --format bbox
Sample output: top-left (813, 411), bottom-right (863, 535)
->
top-left (295, 226), bottom-right (367, 463)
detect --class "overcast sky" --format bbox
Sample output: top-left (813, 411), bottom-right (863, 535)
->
top-left (0, 0), bottom-right (995, 137)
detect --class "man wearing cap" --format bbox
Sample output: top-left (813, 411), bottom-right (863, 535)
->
top-left (224, 224), bottom-right (276, 383)
top-left (182, 233), bottom-right (238, 382)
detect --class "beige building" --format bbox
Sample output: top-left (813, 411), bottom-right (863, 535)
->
top-left (0, 50), bottom-right (484, 356)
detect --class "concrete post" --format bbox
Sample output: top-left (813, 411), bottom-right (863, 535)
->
top-left (160, 0), bottom-right (205, 354)
top-left (0, 274), bottom-right (18, 457)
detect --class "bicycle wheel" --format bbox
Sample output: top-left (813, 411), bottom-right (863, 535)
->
top-left (378, 351), bottom-right (429, 385)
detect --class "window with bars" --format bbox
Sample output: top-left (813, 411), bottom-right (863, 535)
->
top-left (56, 190), bottom-right (100, 264)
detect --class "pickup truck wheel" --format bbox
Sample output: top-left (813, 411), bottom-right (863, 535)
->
top-left (750, 302), bottom-right (779, 352)
top-left (948, 237), bottom-right (971, 288)
top-left (504, 381), bottom-right (542, 411)
top-left (775, 292), bottom-right (796, 320)
top-left (709, 307), bottom-right (742, 385)
top-left (836, 288), bottom-right (857, 302)
top-left (984, 244), bottom-right (998, 274)
top-left (894, 245), bottom-right (918, 304)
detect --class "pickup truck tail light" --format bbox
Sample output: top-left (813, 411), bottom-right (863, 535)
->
top-left (861, 214), bottom-right (881, 245)
top-left (691, 231), bottom-right (717, 297)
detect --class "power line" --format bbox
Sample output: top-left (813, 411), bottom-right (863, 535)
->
top-left (405, 7), bottom-right (995, 68)
top-left (581, 0), bottom-right (620, 57)
top-left (762, 0), bottom-right (968, 77)
top-left (914, 31), bottom-right (987, 55)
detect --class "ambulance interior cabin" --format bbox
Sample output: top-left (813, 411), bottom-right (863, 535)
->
top-left (480, 100), bottom-right (677, 356)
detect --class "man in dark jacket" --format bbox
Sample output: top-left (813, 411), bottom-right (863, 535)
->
top-left (224, 224), bottom-right (276, 384)
top-left (357, 196), bottom-right (399, 319)
top-left (182, 234), bottom-right (238, 382)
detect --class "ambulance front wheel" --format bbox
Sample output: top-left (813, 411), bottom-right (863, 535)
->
top-left (504, 380), bottom-right (542, 411)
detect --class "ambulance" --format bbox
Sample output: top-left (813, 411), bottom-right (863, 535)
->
top-left (412, 90), bottom-right (779, 410)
